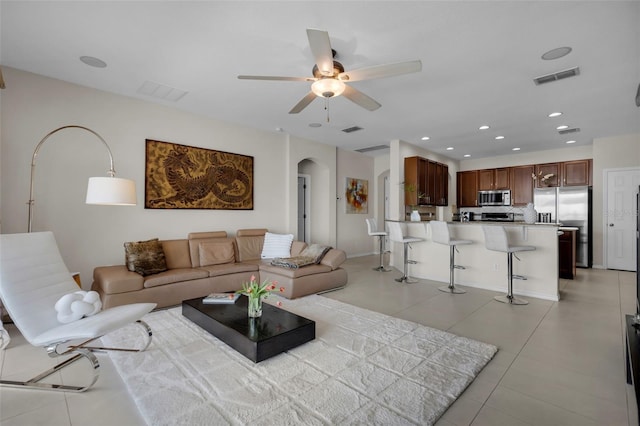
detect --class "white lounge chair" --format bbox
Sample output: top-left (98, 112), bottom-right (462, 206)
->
top-left (0, 231), bottom-right (156, 392)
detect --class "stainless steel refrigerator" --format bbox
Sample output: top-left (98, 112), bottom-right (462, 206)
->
top-left (533, 186), bottom-right (593, 267)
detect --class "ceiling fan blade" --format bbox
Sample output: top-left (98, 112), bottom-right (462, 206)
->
top-left (289, 91), bottom-right (317, 114)
top-left (339, 60), bottom-right (422, 82)
top-left (238, 75), bottom-right (314, 82)
top-left (342, 85), bottom-right (381, 111)
top-left (306, 29), bottom-right (334, 77)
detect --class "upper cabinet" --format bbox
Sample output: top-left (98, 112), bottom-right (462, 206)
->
top-left (534, 163), bottom-right (561, 188)
top-left (562, 159), bottom-right (592, 186)
top-left (404, 156), bottom-right (449, 206)
top-left (478, 168), bottom-right (510, 190)
top-left (457, 170), bottom-right (478, 207)
top-left (510, 165), bottom-right (535, 206)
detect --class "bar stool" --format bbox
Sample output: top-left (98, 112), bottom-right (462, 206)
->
top-left (365, 218), bottom-right (391, 272)
top-left (387, 221), bottom-right (423, 283)
top-left (430, 220), bottom-right (472, 294)
top-left (482, 225), bottom-right (535, 305)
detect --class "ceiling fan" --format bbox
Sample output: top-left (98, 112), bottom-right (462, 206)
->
top-left (238, 29), bottom-right (422, 114)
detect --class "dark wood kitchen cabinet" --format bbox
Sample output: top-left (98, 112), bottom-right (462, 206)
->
top-left (559, 229), bottom-right (577, 279)
top-left (510, 165), bottom-right (535, 206)
top-left (478, 168), bottom-right (510, 190)
top-left (534, 163), bottom-right (561, 188)
top-left (435, 162), bottom-right (448, 206)
top-left (457, 170), bottom-right (478, 207)
top-left (562, 159), bottom-right (592, 186)
top-left (405, 156), bottom-right (448, 206)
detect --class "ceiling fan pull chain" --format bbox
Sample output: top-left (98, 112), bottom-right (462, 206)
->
top-left (325, 97), bottom-right (330, 122)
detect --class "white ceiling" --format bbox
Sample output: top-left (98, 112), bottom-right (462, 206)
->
top-left (1, 1), bottom-right (639, 160)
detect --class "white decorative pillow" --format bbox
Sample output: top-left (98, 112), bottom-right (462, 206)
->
top-left (261, 232), bottom-right (294, 259)
top-left (54, 291), bottom-right (102, 324)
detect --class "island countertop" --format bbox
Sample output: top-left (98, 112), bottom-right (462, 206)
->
top-left (387, 220), bottom-right (560, 301)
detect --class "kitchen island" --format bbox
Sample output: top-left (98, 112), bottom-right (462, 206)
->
top-left (387, 221), bottom-right (560, 301)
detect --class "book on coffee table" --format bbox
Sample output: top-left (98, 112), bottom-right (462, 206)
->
top-left (202, 293), bottom-right (240, 304)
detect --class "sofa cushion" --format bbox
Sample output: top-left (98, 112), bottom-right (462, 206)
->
top-left (259, 263), bottom-right (332, 278)
top-left (143, 268), bottom-right (209, 288)
top-left (188, 235), bottom-right (234, 268)
top-left (320, 249), bottom-right (347, 270)
top-left (200, 262), bottom-right (259, 278)
top-left (124, 238), bottom-right (168, 276)
top-left (199, 241), bottom-right (235, 266)
top-left (162, 239), bottom-right (191, 269)
top-left (236, 235), bottom-right (264, 262)
top-left (261, 232), bottom-right (294, 259)
top-left (299, 244), bottom-right (332, 264)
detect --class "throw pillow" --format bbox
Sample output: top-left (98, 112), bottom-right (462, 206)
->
top-left (260, 232), bottom-right (294, 259)
top-left (299, 244), bottom-right (332, 264)
top-left (199, 241), bottom-right (235, 266)
top-left (124, 238), bottom-right (168, 276)
top-left (54, 290), bottom-right (102, 324)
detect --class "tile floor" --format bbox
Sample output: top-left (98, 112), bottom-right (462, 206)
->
top-left (0, 255), bottom-right (637, 425)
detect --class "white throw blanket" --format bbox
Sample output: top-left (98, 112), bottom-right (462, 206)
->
top-left (104, 295), bottom-right (497, 425)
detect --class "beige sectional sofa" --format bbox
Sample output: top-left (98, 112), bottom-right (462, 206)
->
top-left (92, 229), bottom-right (347, 309)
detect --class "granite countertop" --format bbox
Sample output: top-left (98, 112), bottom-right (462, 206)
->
top-left (449, 221), bottom-right (561, 227)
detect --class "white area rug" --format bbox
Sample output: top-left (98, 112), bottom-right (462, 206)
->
top-left (104, 295), bottom-right (498, 425)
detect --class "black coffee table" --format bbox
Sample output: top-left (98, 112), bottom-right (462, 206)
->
top-left (182, 295), bottom-right (315, 363)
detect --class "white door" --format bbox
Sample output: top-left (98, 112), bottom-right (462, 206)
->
top-left (606, 168), bottom-right (640, 271)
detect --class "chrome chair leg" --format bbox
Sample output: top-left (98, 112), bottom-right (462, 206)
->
top-left (494, 252), bottom-right (528, 305)
top-left (373, 236), bottom-right (392, 272)
top-left (439, 245), bottom-right (466, 294)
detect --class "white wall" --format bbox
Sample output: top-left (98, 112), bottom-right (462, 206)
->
top-left (0, 67), bottom-right (342, 286)
top-left (336, 148), bottom-right (374, 256)
top-left (459, 145), bottom-right (593, 171)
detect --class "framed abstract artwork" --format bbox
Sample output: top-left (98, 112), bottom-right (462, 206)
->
top-left (345, 177), bottom-right (368, 214)
top-left (145, 139), bottom-right (253, 210)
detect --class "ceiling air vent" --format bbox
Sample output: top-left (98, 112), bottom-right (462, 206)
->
top-left (558, 127), bottom-right (581, 135)
top-left (355, 145), bottom-right (389, 153)
top-left (138, 80), bottom-right (188, 102)
top-left (342, 126), bottom-right (363, 133)
top-left (533, 67), bottom-right (580, 85)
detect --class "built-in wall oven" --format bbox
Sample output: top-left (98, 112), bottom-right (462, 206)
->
top-left (478, 190), bottom-right (511, 206)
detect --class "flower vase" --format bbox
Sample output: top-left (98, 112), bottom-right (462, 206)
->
top-left (248, 295), bottom-right (263, 318)
top-left (410, 210), bottom-right (421, 222)
top-left (523, 203), bottom-right (537, 224)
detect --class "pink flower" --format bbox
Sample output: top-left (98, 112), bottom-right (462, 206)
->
top-left (277, 301), bottom-right (283, 307)
top-left (250, 275), bottom-right (256, 282)
top-left (279, 287), bottom-right (285, 292)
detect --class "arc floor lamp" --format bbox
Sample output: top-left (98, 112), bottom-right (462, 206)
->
top-left (27, 125), bottom-right (137, 232)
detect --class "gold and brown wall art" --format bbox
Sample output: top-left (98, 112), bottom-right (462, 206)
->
top-left (145, 139), bottom-right (253, 210)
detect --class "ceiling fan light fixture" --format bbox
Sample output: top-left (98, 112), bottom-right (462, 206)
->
top-left (311, 78), bottom-right (345, 98)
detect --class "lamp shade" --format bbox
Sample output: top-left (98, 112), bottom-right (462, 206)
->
top-left (311, 78), bottom-right (346, 98)
top-left (86, 177), bottom-right (137, 205)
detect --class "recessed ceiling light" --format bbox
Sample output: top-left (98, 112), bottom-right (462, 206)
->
top-left (421, 136), bottom-right (430, 141)
top-left (566, 140), bottom-right (576, 144)
top-left (542, 46), bottom-right (572, 60)
top-left (309, 123), bottom-right (322, 128)
top-left (512, 147), bottom-right (521, 151)
top-left (557, 125), bottom-right (569, 130)
top-left (79, 56), bottom-right (107, 68)
top-left (464, 154), bottom-right (471, 158)
top-left (548, 112), bottom-right (563, 117)
top-left (495, 136), bottom-right (504, 140)
top-left (446, 147), bottom-right (454, 151)
top-left (479, 125), bottom-right (490, 130)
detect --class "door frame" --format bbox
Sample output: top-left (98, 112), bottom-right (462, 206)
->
top-left (603, 166), bottom-right (640, 270)
top-left (298, 174), bottom-right (311, 243)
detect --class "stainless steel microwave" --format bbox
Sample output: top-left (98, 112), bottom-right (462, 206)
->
top-left (478, 190), bottom-right (511, 206)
